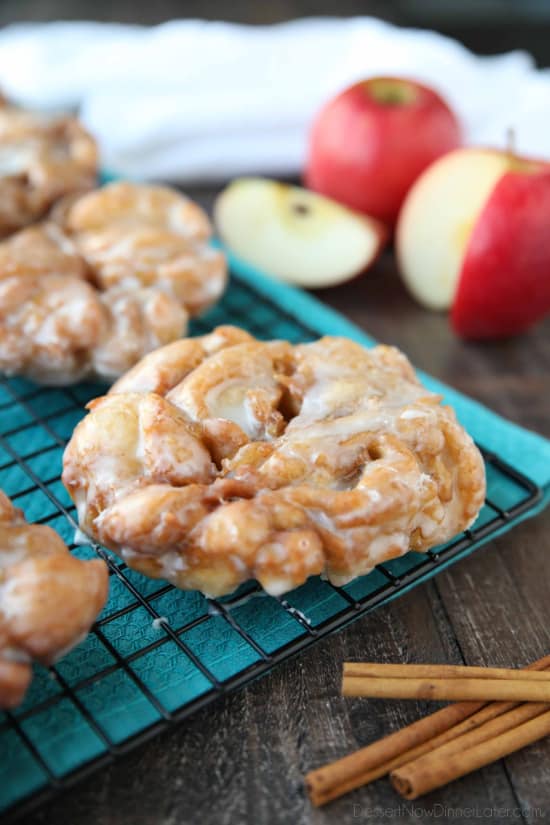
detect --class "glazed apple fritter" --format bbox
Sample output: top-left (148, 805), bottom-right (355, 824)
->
top-left (0, 491), bottom-right (108, 708)
top-left (0, 99), bottom-right (97, 237)
top-left (63, 327), bottom-right (486, 598)
top-left (0, 182), bottom-right (227, 384)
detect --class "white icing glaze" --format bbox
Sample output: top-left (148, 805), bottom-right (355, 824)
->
top-left (0, 143), bottom-right (35, 175)
top-left (400, 409), bottom-right (429, 420)
top-left (0, 532), bottom-right (36, 570)
top-left (206, 380), bottom-right (252, 433)
top-left (73, 527), bottom-right (91, 546)
top-left (0, 646), bottom-right (31, 664)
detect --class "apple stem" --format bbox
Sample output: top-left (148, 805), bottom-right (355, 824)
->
top-left (506, 126), bottom-right (516, 156)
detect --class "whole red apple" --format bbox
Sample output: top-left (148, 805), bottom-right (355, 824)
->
top-left (305, 77), bottom-right (461, 225)
top-left (397, 147), bottom-right (550, 339)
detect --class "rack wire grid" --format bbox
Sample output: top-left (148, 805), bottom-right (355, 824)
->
top-left (0, 270), bottom-right (542, 822)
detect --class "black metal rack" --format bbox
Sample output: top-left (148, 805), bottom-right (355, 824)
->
top-left (0, 273), bottom-right (542, 822)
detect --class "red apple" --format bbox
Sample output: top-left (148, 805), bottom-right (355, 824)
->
top-left (305, 77), bottom-right (461, 225)
top-left (396, 147), bottom-right (550, 339)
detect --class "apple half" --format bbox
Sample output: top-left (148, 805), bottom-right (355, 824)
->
top-left (396, 148), bottom-right (550, 339)
top-left (214, 178), bottom-right (387, 288)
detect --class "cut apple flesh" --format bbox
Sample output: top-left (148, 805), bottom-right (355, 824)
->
top-left (396, 149), bottom-right (513, 310)
top-left (214, 178), bottom-right (385, 288)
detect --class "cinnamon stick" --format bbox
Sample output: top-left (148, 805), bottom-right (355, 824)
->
top-left (343, 662), bottom-right (550, 681)
top-left (306, 700), bottom-right (483, 807)
top-left (306, 654), bottom-right (550, 807)
top-left (391, 708), bottom-right (550, 799)
top-left (342, 675), bottom-right (550, 702)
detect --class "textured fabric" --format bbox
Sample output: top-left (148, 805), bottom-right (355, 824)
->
top-left (0, 18), bottom-right (548, 181)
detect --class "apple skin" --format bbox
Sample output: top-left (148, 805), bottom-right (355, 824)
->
top-left (305, 77), bottom-right (461, 225)
top-left (452, 168), bottom-right (550, 339)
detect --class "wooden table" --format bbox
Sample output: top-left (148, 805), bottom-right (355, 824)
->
top-left (7, 5), bottom-right (548, 821)
top-left (24, 183), bottom-right (550, 824)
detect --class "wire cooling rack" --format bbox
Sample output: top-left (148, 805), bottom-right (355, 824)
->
top-left (0, 271), bottom-right (542, 822)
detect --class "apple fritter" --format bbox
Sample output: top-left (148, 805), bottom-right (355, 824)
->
top-left (0, 491), bottom-right (108, 708)
top-left (62, 182), bottom-right (226, 317)
top-left (0, 182), bottom-right (227, 384)
top-left (63, 327), bottom-right (485, 598)
top-left (0, 100), bottom-right (97, 237)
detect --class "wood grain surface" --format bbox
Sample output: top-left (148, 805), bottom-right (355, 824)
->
top-left (7, 3), bottom-right (550, 822)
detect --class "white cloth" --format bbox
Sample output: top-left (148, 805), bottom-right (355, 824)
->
top-left (0, 17), bottom-right (548, 182)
